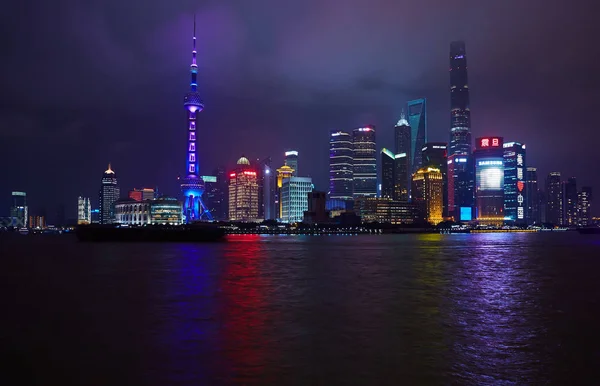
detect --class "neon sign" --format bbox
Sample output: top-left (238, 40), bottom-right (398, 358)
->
top-left (478, 160), bottom-right (503, 166)
top-left (479, 137), bottom-right (502, 148)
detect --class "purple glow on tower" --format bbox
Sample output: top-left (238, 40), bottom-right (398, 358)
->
top-left (181, 15), bottom-right (211, 222)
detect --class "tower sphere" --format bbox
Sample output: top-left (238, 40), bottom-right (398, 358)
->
top-left (184, 92), bottom-right (204, 112)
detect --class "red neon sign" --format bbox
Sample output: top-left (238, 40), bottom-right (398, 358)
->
top-left (229, 173), bottom-right (236, 178)
top-left (479, 137), bottom-right (502, 148)
top-left (243, 171), bottom-right (256, 176)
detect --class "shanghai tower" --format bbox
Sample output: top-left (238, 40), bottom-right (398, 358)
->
top-left (449, 41), bottom-right (471, 156)
top-left (180, 16), bottom-right (212, 222)
top-left (447, 41), bottom-right (474, 220)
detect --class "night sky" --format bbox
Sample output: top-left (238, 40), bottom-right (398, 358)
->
top-left (1, 0), bottom-right (598, 220)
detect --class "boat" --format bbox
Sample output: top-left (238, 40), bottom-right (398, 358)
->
top-left (577, 227), bottom-right (600, 235)
top-left (76, 224), bottom-right (225, 242)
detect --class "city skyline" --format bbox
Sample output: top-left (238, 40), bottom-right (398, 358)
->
top-left (1, 0), bottom-right (599, 219)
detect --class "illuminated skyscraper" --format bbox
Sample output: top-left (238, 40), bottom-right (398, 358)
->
top-left (180, 16), bottom-right (211, 222)
top-left (422, 143), bottom-right (448, 217)
top-left (10, 191), bottom-right (27, 227)
top-left (525, 167), bottom-right (540, 225)
top-left (284, 151), bottom-right (299, 177)
top-left (77, 196), bottom-right (91, 225)
top-left (329, 130), bottom-right (353, 201)
top-left (228, 157), bottom-right (259, 221)
top-left (257, 158), bottom-right (276, 220)
top-left (412, 167), bottom-right (444, 225)
top-left (503, 142), bottom-right (527, 224)
top-left (447, 154), bottom-right (474, 221)
top-left (545, 172), bottom-right (563, 226)
top-left (407, 99), bottom-right (427, 173)
top-left (352, 126), bottom-right (377, 198)
top-left (394, 113), bottom-right (412, 197)
top-left (449, 41), bottom-right (472, 156)
top-left (473, 137), bottom-right (505, 225)
top-left (563, 177), bottom-right (578, 226)
top-left (280, 177), bottom-right (313, 223)
top-left (99, 164), bottom-right (120, 224)
top-left (577, 187), bottom-right (592, 226)
top-left (380, 148), bottom-right (409, 202)
top-left (276, 164), bottom-right (294, 218)
top-left (381, 149), bottom-right (395, 199)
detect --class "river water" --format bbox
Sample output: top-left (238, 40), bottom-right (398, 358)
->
top-left (1, 232), bottom-right (600, 385)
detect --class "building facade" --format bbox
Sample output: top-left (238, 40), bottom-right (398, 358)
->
top-left (447, 154), bottom-right (474, 221)
top-left (354, 198), bottom-right (421, 225)
top-left (352, 126), bottom-right (377, 198)
top-left (525, 167), bottom-right (540, 225)
top-left (99, 164), bottom-right (120, 224)
top-left (407, 99), bottom-right (427, 173)
top-left (577, 187), bottom-right (592, 226)
top-left (10, 191), bottom-right (28, 227)
top-left (503, 142), bottom-right (527, 224)
top-left (77, 196), bottom-right (92, 225)
top-left (474, 137), bottom-right (505, 225)
top-left (280, 177), bottom-right (313, 223)
top-left (546, 172), bottom-right (563, 226)
top-left (303, 191), bottom-right (330, 224)
top-left (449, 41), bottom-right (472, 157)
top-left (422, 142), bottom-right (448, 217)
top-left (128, 188), bottom-right (154, 202)
top-left (115, 197), bottom-right (183, 225)
top-left (412, 167), bottom-right (444, 225)
top-left (329, 130), bottom-right (354, 201)
top-left (563, 177), bottom-right (578, 226)
top-left (228, 157), bottom-right (259, 221)
top-left (284, 151), bottom-right (299, 177)
top-left (202, 169), bottom-right (228, 221)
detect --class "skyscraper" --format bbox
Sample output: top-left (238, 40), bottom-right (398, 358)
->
top-left (473, 137), bottom-right (505, 225)
top-left (352, 126), bottom-right (377, 198)
top-left (228, 157), bottom-right (259, 221)
top-left (99, 164), bottom-right (120, 224)
top-left (284, 151), bottom-right (299, 177)
top-left (276, 164), bottom-right (294, 218)
top-left (422, 142), bottom-right (448, 217)
top-left (449, 41), bottom-right (472, 156)
top-left (10, 191), bottom-right (27, 227)
top-left (503, 142), bottom-right (527, 224)
top-left (329, 130), bottom-right (354, 201)
top-left (280, 177), bottom-right (313, 223)
top-left (546, 172), bottom-right (563, 226)
top-left (577, 187), bottom-right (592, 226)
top-left (563, 177), bottom-right (578, 226)
top-left (394, 113), bottom-right (412, 197)
top-left (525, 167), bottom-right (540, 225)
top-left (407, 99), bottom-right (427, 172)
top-left (447, 154), bottom-right (474, 221)
top-left (412, 167), bottom-right (444, 225)
top-left (381, 149), bottom-right (395, 199)
top-left (180, 16), bottom-right (211, 222)
top-left (77, 196), bottom-right (91, 225)
top-left (261, 161), bottom-right (276, 220)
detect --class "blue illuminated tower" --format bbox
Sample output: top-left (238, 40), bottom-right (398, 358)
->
top-left (180, 16), bottom-right (212, 222)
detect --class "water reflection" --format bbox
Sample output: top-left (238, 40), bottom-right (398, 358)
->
top-left (447, 233), bottom-right (543, 384)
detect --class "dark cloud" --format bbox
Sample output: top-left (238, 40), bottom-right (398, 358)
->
top-left (1, 0), bottom-right (599, 219)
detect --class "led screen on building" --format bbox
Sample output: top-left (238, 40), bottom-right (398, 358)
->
top-left (460, 207), bottom-right (472, 221)
top-left (476, 158), bottom-right (504, 191)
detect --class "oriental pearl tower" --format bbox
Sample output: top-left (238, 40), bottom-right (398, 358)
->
top-left (180, 15), bottom-right (212, 222)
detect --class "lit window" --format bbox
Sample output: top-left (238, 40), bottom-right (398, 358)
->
top-left (189, 153), bottom-right (196, 162)
top-left (189, 164), bottom-right (195, 173)
top-left (189, 143), bottom-right (196, 151)
top-left (190, 122), bottom-right (196, 131)
top-left (189, 132), bottom-right (196, 141)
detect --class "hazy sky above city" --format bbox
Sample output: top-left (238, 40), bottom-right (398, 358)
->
top-left (1, 0), bottom-right (598, 218)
